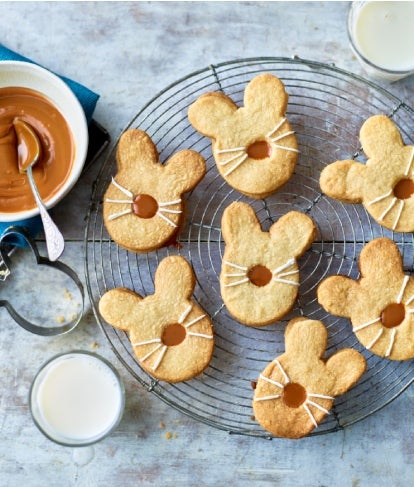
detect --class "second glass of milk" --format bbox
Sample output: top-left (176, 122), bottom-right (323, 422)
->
top-left (29, 351), bottom-right (125, 448)
top-left (347, 1), bottom-right (414, 82)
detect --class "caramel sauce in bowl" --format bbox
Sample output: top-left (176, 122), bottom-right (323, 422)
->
top-left (0, 61), bottom-right (88, 222)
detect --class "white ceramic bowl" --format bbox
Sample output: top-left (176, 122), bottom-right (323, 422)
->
top-left (0, 60), bottom-right (88, 222)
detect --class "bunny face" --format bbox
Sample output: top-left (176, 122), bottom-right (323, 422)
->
top-left (188, 73), bottom-right (299, 199)
top-left (320, 115), bottom-right (414, 232)
top-left (253, 317), bottom-right (366, 438)
top-left (103, 129), bottom-right (206, 252)
top-left (98, 256), bottom-right (214, 383)
top-left (220, 202), bottom-right (316, 326)
top-left (318, 238), bottom-right (414, 360)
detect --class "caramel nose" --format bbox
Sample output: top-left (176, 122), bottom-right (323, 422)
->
top-left (283, 382), bottom-right (307, 408)
top-left (247, 265), bottom-right (272, 287)
top-left (394, 178), bottom-right (414, 200)
top-left (381, 302), bottom-right (405, 328)
top-left (132, 194), bottom-right (158, 218)
top-left (161, 323), bottom-right (186, 346)
top-left (246, 140), bottom-right (272, 159)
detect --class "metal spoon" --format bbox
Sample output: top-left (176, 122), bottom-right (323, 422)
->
top-left (13, 119), bottom-right (65, 262)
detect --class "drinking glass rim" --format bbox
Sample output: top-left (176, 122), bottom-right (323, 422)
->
top-left (29, 350), bottom-right (125, 447)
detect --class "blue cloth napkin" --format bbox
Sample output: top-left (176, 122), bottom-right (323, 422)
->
top-left (0, 44), bottom-right (100, 245)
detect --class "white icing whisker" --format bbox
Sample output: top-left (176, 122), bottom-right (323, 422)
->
top-left (273, 359), bottom-right (290, 384)
top-left (156, 211), bottom-right (178, 227)
top-left (110, 177), bottom-right (133, 198)
top-left (272, 144), bottom-right (300, 153)
top-left (266, 118), bottom-right (287, 138)
top-left (108, 209), bottom-right (132, 221)
top-left (184, 315), bottom-right (205, 329)
top-left (224, 278), bottom-right (249, 287)
top-left (152, 345), bottom-right (168, 371)
top-left (397, 276), bottom-right (410, 303)
top-left (367, 189), bottom-right (393, 207)
top-left (404, 147), bottom-right (414, 176)
top-left (385, 328), bottom-right (397, 357)
top-left (225, 261), bottom-right (248, 271)
top-left (353, 317), bottom-right (381, 332)
top-left (306, 399), bottom-right (330, 415)
top-left (259, 373), bottom-right (284, 390)
top-left (217, 146), bottom-right (246, 154)
top-left (187, 332), bottom-right (213, 339)
top-left (132, 338), bottom-right (161, 347)
top-left (254, 394), bottom-right (281, 402)
top-left (106, 198), bottom-right (132, 204)
top-left (302, 403), bottom-right (318, 428)
top-left (366, 328), bottom-right (384, 350)
top-left (379, 197), bottom-right (397, 220)
top-left (178, 305), bottom-right (193, 324)
top-left (217, 152), bottom-right (246, 166)
top-left (393, 200), bottom-right (404, 230)
top-left (224, 154), bottom-right (249, 176)
top-left (158, 199), bottom-right (181, 207)
top-left (269, 130), bottom-right (295, 143)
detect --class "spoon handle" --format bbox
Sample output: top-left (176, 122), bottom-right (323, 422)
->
top-left (26, 166), bottom-right (65, 262)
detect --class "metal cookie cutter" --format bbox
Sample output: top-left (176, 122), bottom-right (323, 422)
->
top-left (0, 226), bottom-right (84, 336)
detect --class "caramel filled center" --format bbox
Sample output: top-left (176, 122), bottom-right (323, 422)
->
top-left (283, 382), bottom-right (307, 408)
top-left (132, 194), bottom-right (158, 218)
top-left (381, 302), bottom-right (405, 329)
top-left (246, 140), bottom-right (272, 160)
top-left (247, 265), bottom-right (272, 287)
top-left (394, 178), bottom-right (414, 199)
top-left (161, 323), bottom-right (186, 346)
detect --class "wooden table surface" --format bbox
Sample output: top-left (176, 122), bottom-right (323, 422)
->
top-left (1, 2), bottom-right (413, 486)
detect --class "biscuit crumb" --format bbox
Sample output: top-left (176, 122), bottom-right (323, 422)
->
top-left (91, 342), bottom-right (99, 349)
top-left (159, 422), bottom-right (165, 429)
top-left (56, 315), bottom-right (65, 323)
top-left (165, 431), bottom-right (173, 440)
top-left (64, 288), bottom-right (72, 300)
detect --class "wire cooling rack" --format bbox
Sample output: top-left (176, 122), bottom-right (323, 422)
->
top-left (85, 57), bottom-right (414, 437)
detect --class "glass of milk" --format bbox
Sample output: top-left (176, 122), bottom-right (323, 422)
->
top-left (29, 351), bottom-right (125, 448)
top-left (347, 1), bottom-right (414, 82)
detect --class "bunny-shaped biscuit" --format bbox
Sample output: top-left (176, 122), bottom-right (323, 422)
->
top-left (103, 129), bottom-right (206, 252)
top-left (220, 202), bottom-right (316, 326)
top-left (188, 73), bottom-right (299, 199)
top-left (318, 238), bottom-right (414, 360)
top-left (253, 317), bottom-right (366, 438)
top-left (99, 256), bottom-right (214, 383)
top-left (320, 115), bottom-right (414, 232)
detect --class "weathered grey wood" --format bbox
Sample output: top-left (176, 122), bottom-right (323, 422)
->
top-left (0, 2), bottom-right (413, 486)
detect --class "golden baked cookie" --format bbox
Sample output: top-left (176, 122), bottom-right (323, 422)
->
top-left (103, 129), bottom-right (206, 252)
top-left (188, 73), bottom-right (299, 199)
top-left (220, 202), bottom-right (316, 326)
top-left (253, 317), bottom-right (366, 438)
top-left (99, 256), bottom-right (214, 383)
top-left (318, 237), bottom-right (414, 360)
top-left (320, 114), bottom-right (414, 232)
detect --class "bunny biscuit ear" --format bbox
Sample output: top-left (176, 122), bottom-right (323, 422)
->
top-left (325, 348), bottom-right (366, 396)
top-left (284, 318), bottom-right (328, 360)
top-left (116, 129), bottom-right (159, 174)
top-left (188, 91), bottom-right (238, 139)
top-left (269, 211), bottom-right (316, 257)
top-left (360, 115), bottom-right (405, 160)
top-left (164, 149), bottom-right (206, 194)
top-left (221, 202), bottom-right (263, 246)
top-left (320, 159), bottom-right (366, 203)
top-left (243, 73), bottom-right (288, 119)
top-left (317, 275), bottom-right (360, 318)
top-left (154, 256), bottom-right (195, 301)
top-left (99, 288), bottom-right (143, 331)
top-left (359, 238), bottom-right (405, 282)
